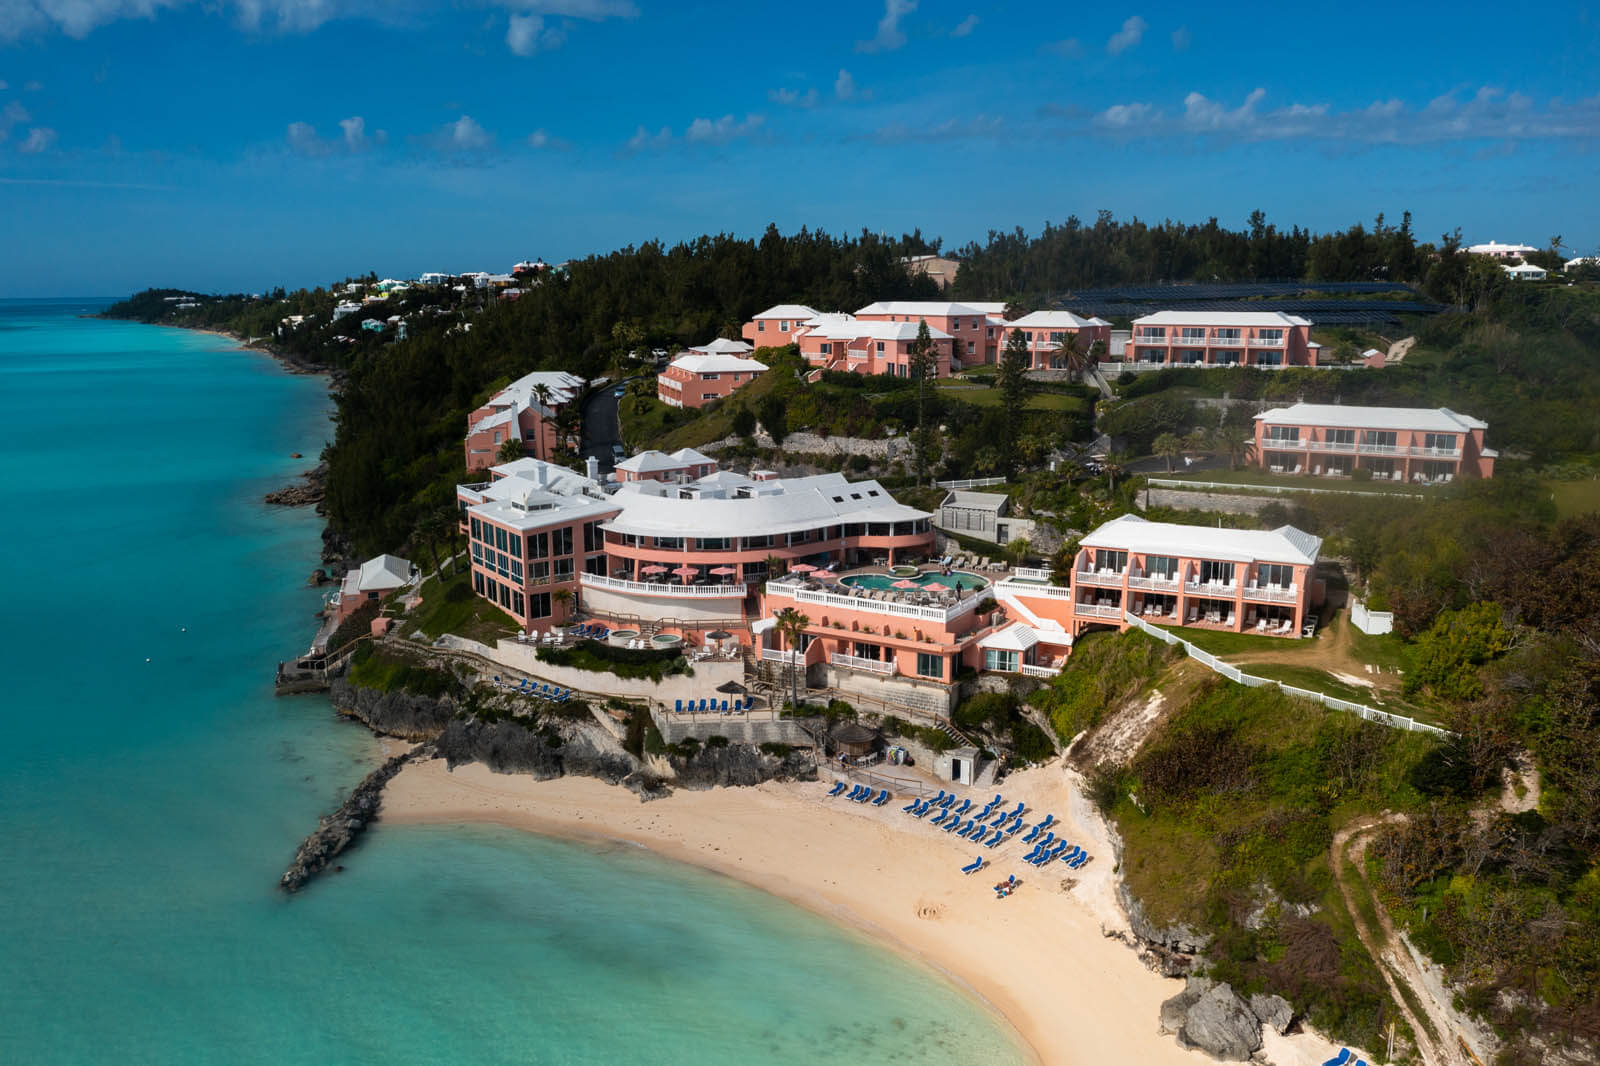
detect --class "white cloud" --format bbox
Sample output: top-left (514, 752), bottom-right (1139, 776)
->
top-left (768, 86), bottom-right (818, 108)
top-left (285, 120), bottom-right (330, 156)
top-left (857, 0), bottom-right (914, 53)
top-left (1183, 87), bottom-right (1267, 130)
top-left (834, 69), bottom-right (856, 101)
top-left (684, 113), bottom-right (764, 144)
top-left (0, 99), bottom-right (29, 141)
top-left (437, 114), bottom-right (492, 151)
top-left (528, 128), bottom-right (549, 148)
top-left (1106, 14), bottom-right (1146, 55)
top-left (1170, 26), bottom-right (1190, 51)
top-left (950, 13), bottom-right (977, 37)
top-left (18, 126), bottom-right (57, 152)
top-left (512, 0), bottom-right (636, 14)
top-left (507, 13), bottom-right (542, 55)
top-left (626, 124), bottom-right (671, 152)
top-left (339, 115), bottom-right (371, 149)
top-left (1095, 102), bottom-right (1154, 129)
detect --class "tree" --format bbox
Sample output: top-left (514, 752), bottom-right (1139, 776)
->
top-left (1057, 330), bottom-right (1090, 382)
top-left (551, 586), bottom-right (574, 625)
top-left (774, 607), bottom-right (811, 712)
top-left (1100, 451), bottom-right (1129, 494)
top-left (436, 506), bottom-right (463, 574)
top-left (497, 437), bottom-right (524, 464)
top-left (415, 511), bottom-right (446, 578)
top-left (1153, 432), bottom-right (1183, 473)
top-left (907, 319), bottom-right (937, 483)
top-left (1404, 601), bottom-right (1513, 701)
top-left (1211, 422), bottom-right (1255, 471)
top-left (757, 393), bottom-right (788, 445)
top-left (531, 383), bottom-right (554, 459)
top-left (996, 328), bottom-right (1033, 476)
top-left (730, 406), bottom-right (757, 440)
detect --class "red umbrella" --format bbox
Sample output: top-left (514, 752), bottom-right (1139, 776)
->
top-left (892, 579), bottom-right (921, 589)
top-left (673, 565), bottom-right (699, 581)
top-left (789, 563), bottom-right (817, 573)
top-left (709, 566), bottom-right (738, 576)
top-left (814, 571), bottom-right (839, 581)
top-left (641, 564), bottom-right (668, 575)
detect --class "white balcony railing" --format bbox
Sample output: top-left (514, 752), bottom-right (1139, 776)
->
top-left (1133, 334), bottom-right (1167, 345)
top-left (1358, 442), bottom-right (1400, 455)
top-left (1125, 573), bottom-right (1180, 591)
top-left (995, 579), bottom-right (1073, 599)
top-left (764, 580), bottom-right (981, 624)
top-left (1248, 337), bottom-right (1285, 347)
top-left (830, 653), bottom-right (894, 675)
top-left (1174, 334), bottom-right (1209, 344)
top-left (1304, 440), bottom-right (1357, 453)
top-left (1011, 567), bottom-right (1053, 582)
top-left (1263, 437), bottom-right (1308, 450)
top-left (1074, 569), bottom-right (1125, 587)
top-left (760, 647), bottom-right (802, 664)
top-left (1242, 583), bottom-right (1298, 603)
top-left (1020, 662), bottom-right (1064, 678)
top-left (1407, 446), bottom-right (1462, 459)
top-left (1073, 603), bottom-right (1124, 619)
top-left (581, 572), bottom-right (749, 598)
top-left (1184, 581), bottom-right (1238, 595)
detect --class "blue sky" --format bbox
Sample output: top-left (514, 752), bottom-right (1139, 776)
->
top-left (2, 0), bottom-right (1597, 296)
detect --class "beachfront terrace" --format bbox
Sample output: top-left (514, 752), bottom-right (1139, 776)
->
top-left (763, 575), bottom-right (987, 627)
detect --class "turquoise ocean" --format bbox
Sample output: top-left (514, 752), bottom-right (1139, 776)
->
top-left (0, 299), bottom-right (1028, 1066)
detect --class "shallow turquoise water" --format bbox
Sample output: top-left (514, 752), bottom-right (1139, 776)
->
top-left (841, 570), bottom-right (988, 591)
top-left (0, 300), bottom-right (1028, 1066)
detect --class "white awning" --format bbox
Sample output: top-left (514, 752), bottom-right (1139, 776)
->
top-left (979, 623), bottom-right (1038, 652)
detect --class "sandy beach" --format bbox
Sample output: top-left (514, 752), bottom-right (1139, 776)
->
top-left (381, 753), bottom-right (1347, 1066)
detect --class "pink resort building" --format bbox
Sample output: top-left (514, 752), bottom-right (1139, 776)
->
top-left (1068, 515), bottom-right (1324, 639)
top-left (995, 311), bottom-right (1113, 370)
top-left (1253, 404), bottom-right (1496, 482)
top-left (1121, 311), bottom-right (1321, 369)
top-left (742, 305), bottom-right (821, 347)
top-left (463, 370), bottom-right (586, 471)
top-left (1466, 240), bottom-right (1539, 260)
top-left (854, 300), bottom-right (1009, 366)
top-left (613, 448), bottom-right (719, 484)
top-left (331, 554), bottom-right (418, 623)
top-left (656, 347), bottom-right (768, 409)
top-left (794, 316), bottom-right (955, 377)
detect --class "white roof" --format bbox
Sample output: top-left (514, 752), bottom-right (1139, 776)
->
top-left (802, 319), bottom-right (951, 342)
top-left (355, 554), bottom-right (414, 593)
top-left (1081, 515), bottom-right (1322, 566)
top-left (670, 446), bottom-right (716, 465)
top-left (1565, 256), bottom-right (1600, 268)
top-left (1255, 403), bottom-right (1487, 433)
top-left (1132, 311), bottom-right (1311, 327)
top-left (467, 406), bottom-right (519, 437)
top-left (1503, 263), bottom-right (1546, 275)
top-left (467, 459), bottom-right (619, 531)
top-left (616, 449), bottom-right (701, 474)
top-left (1007, 310), bottom-right (1110, 329)
top-left (855, 300), bottom-right (1003, 317)
top-left (943, 490), bottom-right (1007, 513)
top-left (667, 352), bottom-right (769, 374)
top-left (488, 370), bottom-right (586, 413)
top-left (603, 472), bottom-right (929, 539)
top-left (692, 337), bottom-right (755, 354)
top-left (1467, 241), bottom-right (1538, 254)
top-left (753, 304), bottom-right (820, 320)
top-left (979, 622), bottom-right (1039, 652)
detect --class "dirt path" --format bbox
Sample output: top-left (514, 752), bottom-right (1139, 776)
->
top-left (1219, 612), bottom-right (1407, 699)
top-left (1332, 817), bottom-right (1473, 1066)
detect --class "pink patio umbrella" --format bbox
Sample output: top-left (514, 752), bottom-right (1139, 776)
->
top-left (640, 564), bottom-right (669, 575)
top-left (708, 566), bottom-right (739, 582)
top-left (789, 563), bottom-right (817, 574)
top-left (891, 579), bottom-right (921, 590)
top-left (814, 570), bottom-right (840, 581)
top-left (672, 565), bottom-right (699, 582)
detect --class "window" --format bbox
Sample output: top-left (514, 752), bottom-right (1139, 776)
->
top-left (1257, 563), bottom-right (1293, 589)
top-left (553, 558), bottom-right (574, 580)
top-left (1093, 549), bottom-right (1127, 573)
top-left (1361, 430), bottom-right (1397, 450)
top-left (552, 527), bottom-right (573, 556)
top-left (702, 372), bottom-right (720, 381)
top-left (820, 342), bottom-right (832, 354)
top-left (499, 582), bottom-right (511, 609)
top-left (496, 552), bottom-right (509, 577)
top-left (1179, 349), bottom-right (1204, 364)
top-left (1145, 555), bottom-right (1178, 579)
top-left (965, 340), bottom-right (974, 355)
top-left (1138, 328), bottom-right (1166, 341)
top-left (702, 393), bottom-right (717, 401)
top-left (473, 570), bottom-right (484, 593)
top-left (583, 521), bottom-right (603, 553)
top-left (510, 559), bottom-right (523, 583)
top-left (1138, 348), bottom-right (1165, 361)
top-left (1327, 429), bottom-right (1355, 447)
top-left (507, 533), bottom-right (521, 557)
top-left (1213, 328), bottom-right (1241, 341)
top-left (1255, 352), bottom-right (1284, 366)
top-left (984, 649), bottom-right (1018, 672)
top-left (531, 561), bottom-right (550, 584)
top-left (1178, 328), bottom-right (1207, 342)
top-left (655, 536), bottom-right (682, 550)
top-left (757, 320), bottom-right (765, 332)
top-left (916, 652), bottom-right (943, 679)
top-left (853, 642), bottom-right (882, 660)
top-left (529, 592), bottom-right (551, 618)
top-left (697, 537), bottom-right (730, 550)
top-left (470, 517), bottom-right (481, 540)
top-left (744, 534), bottom-right (773, 549)
top-left (1215, 350), bottom-right (1242, 365)
top-left (513, 590), bottom-right (525, 616)
top-left (527, 532), bottom-right (549, 558)
top-left (495, 527), bottom-right (507, 552)
top-left (875, 341), bottom-right (885, 354)
top-left (1423, 433), bottom-right (1457, 453)
top-left (1254, 329), bottom-right (1284, 344)
top-left (1199, 560), bottom-right (1235, 585)
top-left (492, 430), bottom-right (501, 444)
top-left (1267, 426), bottom-right (1300, 442)
top-left (471, 542), bottom-right (483, 566)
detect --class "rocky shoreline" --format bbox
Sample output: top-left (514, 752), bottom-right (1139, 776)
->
top-left (279, 749), bottom-right (421, 892)
top-left (265, 462), bottom-right (327, 508)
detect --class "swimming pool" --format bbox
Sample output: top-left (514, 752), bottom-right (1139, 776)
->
top-left (839, 571), bottom-right (988, 591)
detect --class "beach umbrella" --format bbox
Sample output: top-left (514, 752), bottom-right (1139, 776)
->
top-left (716, 679), bottom-right (747, 694)
top-left (789, 563), bottom-right (817, 574)
top-left (706, 630), bottom-right (733, 641)
top-left (672, 565), bottom-right (698, 581)
top-left (892, 579), bottom-right (920, 589)
top-left (641, 564), bottom-right (668, 574)
top-left (708, 565), bottom-right (738, 576)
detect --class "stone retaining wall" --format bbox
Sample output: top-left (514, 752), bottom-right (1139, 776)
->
top-left (1143, 488), bottom-right (1279, 516)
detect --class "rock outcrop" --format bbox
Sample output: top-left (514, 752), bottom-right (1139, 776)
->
top-left (671, 743), bottom-right (818, 789)
top-left (433, 716), bottom-right (637, 782)
top-left (280, 750), bottom-right (418, 893)
top-left (330, 678), bottom-right (458, 741)
top-left (265, 464), bottom-right (327, 507)
top-left (1249, 992), bottom-right (1294, 1036)
top-left (1162, 980), bottom-right (1263, 1061)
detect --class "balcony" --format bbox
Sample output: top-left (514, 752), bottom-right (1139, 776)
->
top-left (830, 652), bottom-right (894, 675)
top-left (765, 579), bottom-right (982, 625)
top-left (1263, 437), bottom-right (1308, 450)
top-left (581, 572), bottom-right (749, 598)
top-left (1242, 583), bottom-right (1298, 604)
top-left (1304, 440), bottom-right (1357, 453)
top-left (1132, 335), bottom-right (1167, 345)
top-left (1073, 602), bottom-right (1124, 620)
top-left (1125, 573), bottom-right (1179, 591)
top-left (761, 647), bottom-right (802, 664)
top-left (1184, 580), bottom-right (1238, 595)
top-left (1074, 569), bottom-right (1125, 588)
top-left (1248, 337), bottom-right (1285, 347)
top-left (1357, 442), bottom-right (1400, 455)
top-left (1407, 445), bottom-right (1461, 459)
top-left (1174, 334), bottom-right (1209, 345)
top-left (1020, 662), bottom-right (1063, 678)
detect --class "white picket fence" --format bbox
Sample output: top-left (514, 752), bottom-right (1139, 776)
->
top-left (935, 476), bottom-right (1007, 490)
top-left (1122, 611), bottom-right (1451, 737)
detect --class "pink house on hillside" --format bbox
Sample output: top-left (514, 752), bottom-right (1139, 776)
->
top-left (795, 316), bottom-right (954, 377)
top-left (1069, 515), bottom-right (1323, 639)
top-left (742, 304), bottom-right (820, 347)
top-left (1123, 311), bottom-right (1321, 368)
top-left (996, 311), bottom-right (1112, 370)
top-left (464, 370), bottom-right (586, 470)
top-left (614, 447), bottom-right (719, 483)
top-left (332, 554), bottom-right (417, 624)
top-left (656, 349), bottom-right (768, 408)
top-left (854, 300), bottom-right (1009, 365)
top-left (1253, 404), bottom-right (1496, 482)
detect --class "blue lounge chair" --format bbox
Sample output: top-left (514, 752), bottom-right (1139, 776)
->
top-left (731, 698), bottom-right (742, 712)
top-left (990, 794), bottom-right (1003, 808)
top-left (856, 787), bottom-right (873, 804)
top-left (930, 789), bottom-right (948, 806)
top-left (954, 798), bottom-right (971, 816)
top-left (915, 801), bottom-right (933, 818)
top-left (901, 798), bottom-right (920, 813)
top-left (931, 808), bottom-right (950, 826)
top-left (1021, 823), bottom-right (1041, 844)
top-left (963, 820), bottom-right (983, 839)
top-left (846, 784), bottom-right (863, 801)
top-left (985, 830), bottom-right (1004, 848)
top-left (719, 699), bottom-right (729, 713)
top-left (1006, 817), bottom-right (1024, 834)
top-left (1068, 853), bottom-right (1088, 869)
top-left (1321, 1053), bottom-right (1351, 1066)
top-left (942, 815), bottom-right (962, 833)
top-left (873, 789), bottom-right (891, 806)
top-left (939, 793), bottom-right (955, 809)
top-left (674, 699), bottom-right (683, 713)
top-left (960, 856), bottom-right (985, 875)
top-left (827, 781), bottom-right (847, 797)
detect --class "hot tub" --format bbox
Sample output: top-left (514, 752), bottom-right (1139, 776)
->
top-left (650, 633), bottom-right (683, 649)
top-left (608, 629), bottom-right (640, 647)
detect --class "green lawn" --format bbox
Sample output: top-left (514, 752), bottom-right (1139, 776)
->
top-left (1156, 623), bottom-right (1325, 657)
top-left (405, 569), bottom-right (520, 645)
top-left (1546, 477), bottom-right (1600, 519)
top-left (1233, 662), bottom-right (1445, 727)
top-left (936, 384), bottom-right (1089, 413)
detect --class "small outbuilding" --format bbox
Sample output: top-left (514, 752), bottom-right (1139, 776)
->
top-left (830, 722), bottom-right (881, 760)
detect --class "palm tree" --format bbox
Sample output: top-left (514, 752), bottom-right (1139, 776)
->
top-left (497, 437), bottom-right (524, 464)
top-left (531, 383), bottom-right (554, 460)
top-left (907, 320), bottom-right (937, 483)
top-left (1058, 331), bottom-right (1090, 382)
top-left (1153, 432), bottom-right (1183, 474)
top-left (1211, 423), bottom-right (1255, 471)
top-left (1101, 451), bottom-right (1130, 494)
top-left (436, 505), bottom-right (463, 574)
top-left (774, 607), bottom-right (811, 712)
top-left (415, 512), bottom-right (446, 578)
top-left (551, 586), bottom-right (574, 627)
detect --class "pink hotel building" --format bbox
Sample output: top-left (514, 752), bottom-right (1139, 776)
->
top-left (1253, 404), bottom-right (1496, 482)
top-left (1122, 311), bottom-right (1322, 368)
top-left (995, 311), bottom-right (1112, 370)
top-left (656, 349), bottom-right (769, 409)
top-left (464, 370), bottom-right (586, 471)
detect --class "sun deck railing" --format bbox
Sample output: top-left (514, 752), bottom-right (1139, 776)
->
top-left (764, 580), bottom-right (982, 624)
top-left (581, 572), bottom-right (749, 598)
top-left (829, 653), bottom-right (894, 675)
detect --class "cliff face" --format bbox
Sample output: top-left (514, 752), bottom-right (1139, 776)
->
top-left (434, 717), bottom-right (637, 782)
top-left (672, 745), bottom-right (818, 789)
top-left (330, 678), bottom-right (456, 741)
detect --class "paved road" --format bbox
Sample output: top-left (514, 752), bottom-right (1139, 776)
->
top-left (579, 378), bottom-right (632, 475)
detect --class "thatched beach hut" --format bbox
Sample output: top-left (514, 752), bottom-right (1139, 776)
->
top-left (830, 722), bottom-right (881, 759)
